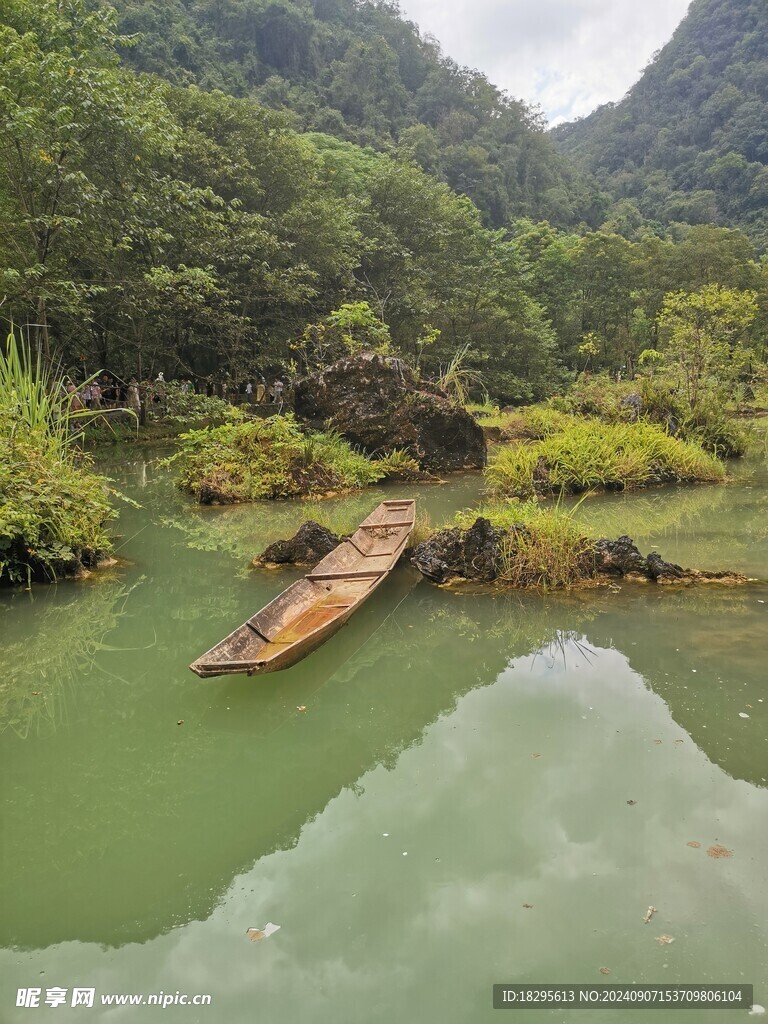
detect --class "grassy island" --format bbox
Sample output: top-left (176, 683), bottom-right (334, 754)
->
top-left (486, 420), bottom-right (725, 499)
top-left (166, 413), bottom-right (419, 503)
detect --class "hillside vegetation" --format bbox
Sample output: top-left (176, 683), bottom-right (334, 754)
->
top-left (110, 0), bottom-right (603, 230)
top-left (554, 0), bottom-right (768, 249)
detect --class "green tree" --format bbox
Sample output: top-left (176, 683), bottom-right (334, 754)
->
top-left (657, 284), bottom-right (758, 408)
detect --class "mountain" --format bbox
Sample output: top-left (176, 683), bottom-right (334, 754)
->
top-left (109, 0), bottom-right (604, 230)
top-left (553, 0), bottom-right (768, 249)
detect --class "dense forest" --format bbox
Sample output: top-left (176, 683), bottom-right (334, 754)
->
top-left (110, 0), bottom-right (604, 230)
top-left (554, 0), bottom-right (768, 249)
top-left (1, 0), bottom-right (766, 399)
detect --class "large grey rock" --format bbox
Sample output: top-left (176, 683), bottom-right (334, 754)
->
top-left (410, 517), bottom-right (501, 583)
top-left (293, 353), bottom-right (486, 473)
top-left (255, 521), bottom-right (342, 566)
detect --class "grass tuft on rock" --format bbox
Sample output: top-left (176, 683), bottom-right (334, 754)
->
top-left (454, 501), bottom-right (593, 588)
top-left (487, 421), bottom-right (725, 499)
top-left (167, 413), bottom-right (387, 502)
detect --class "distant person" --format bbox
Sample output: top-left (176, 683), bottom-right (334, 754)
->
top-left (255, 377), bottom-right (266, 403)
top-left (272, 378), bottom-right (285, 411)
top-left (245, 380), bottom-right (253, 398)
top-left (65, 382), bottom-right (84, 412)
top-left (90, 381), bottom-right (102, 409)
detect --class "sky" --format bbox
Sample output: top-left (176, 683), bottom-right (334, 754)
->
top-left (397, 0), bottom-right (692, 125)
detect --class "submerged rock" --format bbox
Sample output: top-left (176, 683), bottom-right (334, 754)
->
top-left (293, 353), bottom-right (486, 473)
top-left (254, 521), bottom-right (342, 566)
top-left (411, 518), bottom-right (502, 584)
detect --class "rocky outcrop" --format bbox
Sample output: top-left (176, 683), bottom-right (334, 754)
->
top-left (412, 522), bottom-right (748, 588)
top-left (293, 353), bottom-right (486, 472)
top-left (410, 518), bottom-right (502, 584)
top-left (592, 536), bottom-right (649, 576)
top-left (254, 522), bottom-right (342, 566)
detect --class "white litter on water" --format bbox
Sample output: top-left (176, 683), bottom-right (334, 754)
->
top-left (739, 712), bottom-right (750, 719)
top-left (402, 852), bottom-right (408, 856)
top-left (246, 922), bottom-right (281, 942)
top-left (748, 1006), bottom-right (766, 1016)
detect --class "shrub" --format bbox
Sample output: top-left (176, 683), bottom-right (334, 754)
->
top-left (486, 420), bottom-right (725, 499)
top-left (374, 448), bottom-right (423, 480)
top-left (166, 413), bottom-right (385, 502)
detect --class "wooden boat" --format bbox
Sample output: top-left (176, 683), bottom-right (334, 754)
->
top-left (190, 500), bottom-right (416, 678)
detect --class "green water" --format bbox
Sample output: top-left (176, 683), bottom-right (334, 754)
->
top-left (0, 448), bottom-right (766, 1022)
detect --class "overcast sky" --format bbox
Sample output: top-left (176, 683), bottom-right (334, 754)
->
top-left (397, 0), bottom-right (692, 125)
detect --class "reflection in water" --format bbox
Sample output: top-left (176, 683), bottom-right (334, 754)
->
top-left (0, 446), bottom-right (766, 1024)
top-left (0, 577), bottom-right (139, 738)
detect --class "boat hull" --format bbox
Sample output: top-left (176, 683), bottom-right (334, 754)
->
top-left (190, 500), bottom-right (416, 678)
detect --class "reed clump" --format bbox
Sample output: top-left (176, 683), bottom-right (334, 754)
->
top-left (0, 331), bottom-right (117, 585)
top-left (486, 420), bottom-right (725, 499)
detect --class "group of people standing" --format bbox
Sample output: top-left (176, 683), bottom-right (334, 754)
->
top-left (64, 371), bottom-right (288, 415)
top-left (242, 377), bottom-right (285, 407)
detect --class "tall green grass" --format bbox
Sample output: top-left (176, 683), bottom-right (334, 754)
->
top-left (487, 420), bottom-right (725, 499)
top-left (0, 329), bottom-right (117, 584)
top-left (453, 500), bottom-right (593, 588)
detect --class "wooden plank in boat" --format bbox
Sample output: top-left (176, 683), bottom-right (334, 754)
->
top-left (315, 579), bottom-right (375, 607)
top-left (348, 525), bottom-right (410, 557)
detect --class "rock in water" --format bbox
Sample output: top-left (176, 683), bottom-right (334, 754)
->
top-left (293, 353), bottom-right (486, 472)
top-left (592, 536), bottom-right (648, 576)
top-left (255, 522), bottom-right (342, 566)
top-left (646, 551), bottom-right (686, 581)
top-left (411, 518), bottom-right (501, 583)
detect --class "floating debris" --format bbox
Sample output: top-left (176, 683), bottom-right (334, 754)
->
top-left (627, 800), bottom-right (637, 806)
top-left (246, 922), bottom-right (281, 942)
top-left (748, 1004), bottom-right (766, 1016)
top-left (643, 906), bottom-right (657, 924)
top-left (655, 935), bottom-right (675, 945)
top-left (177, 720), bottom-right (184, 725)
top-left (687, 841), bottom-right (701, 849)
top-left (532, 753), bottom-right (541, 759)
top-left (522, 903), bottom-right (534, 909)
top-left (707, 845), bottom-right (733, 859)
top-left (739, 712), bottom-right (750, 719)
top-left (599, 967), bottom-right (611, 975)
top-left (296, 706), bottom-right (307, 712)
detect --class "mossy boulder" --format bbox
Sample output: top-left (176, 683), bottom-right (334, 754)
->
top-left (294, 353), bottom-right (486, 473)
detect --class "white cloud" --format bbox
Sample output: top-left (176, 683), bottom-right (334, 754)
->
top-left (397, 0), bottom-right (692, 124)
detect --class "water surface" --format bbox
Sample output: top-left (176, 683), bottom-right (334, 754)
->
top-left (0, 447), bottom-right (766, 1021)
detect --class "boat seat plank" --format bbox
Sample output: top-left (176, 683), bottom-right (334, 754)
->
top-left (307, 570), bottom-right (385, 581)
